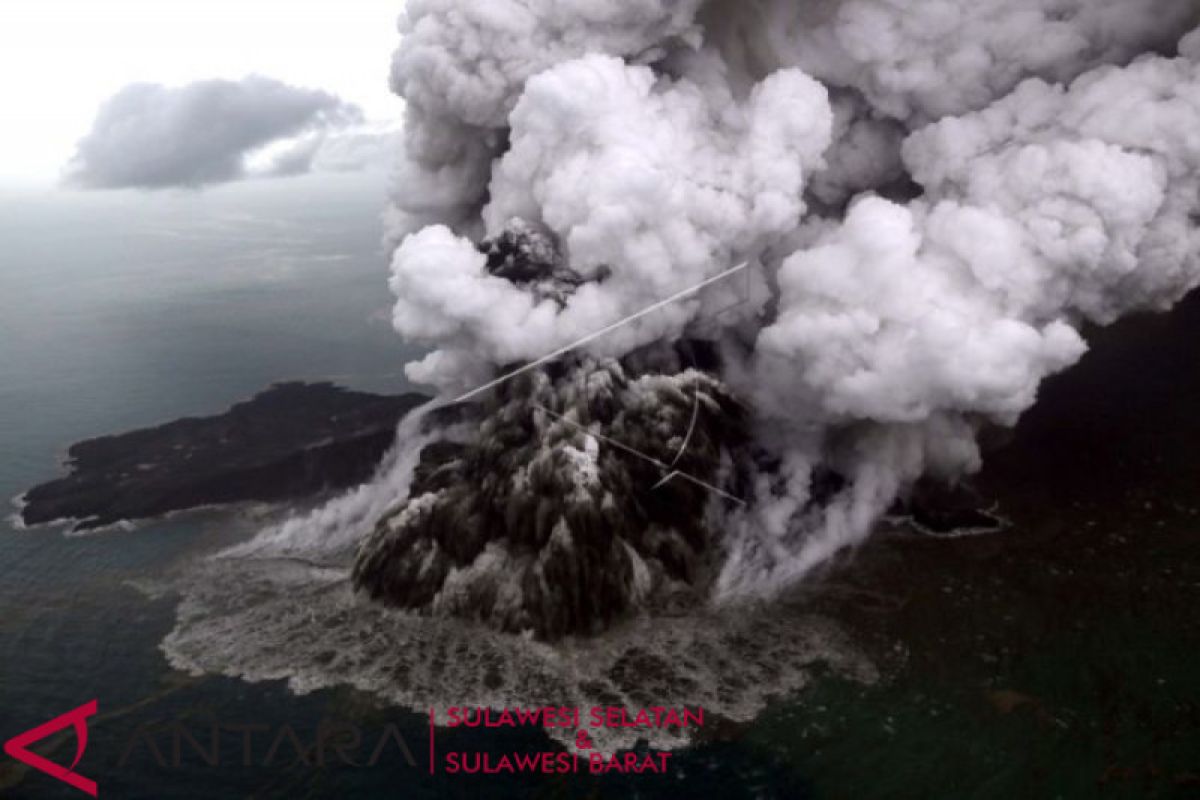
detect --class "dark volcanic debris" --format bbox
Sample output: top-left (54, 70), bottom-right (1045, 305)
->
top-left (352, 349), bottom-right (749, 639)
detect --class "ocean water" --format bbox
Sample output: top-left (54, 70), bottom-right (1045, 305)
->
top-left (0, 177), bottom-right (811, 799)
top-left (0, 174), bottom-right (415, 798)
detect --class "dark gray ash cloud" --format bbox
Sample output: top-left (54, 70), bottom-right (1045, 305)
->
top-left (67, 76), bottom-right (364, 189)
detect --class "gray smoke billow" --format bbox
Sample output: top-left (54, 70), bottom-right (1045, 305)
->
top-left (256, 0), bottom-right (1200, 638)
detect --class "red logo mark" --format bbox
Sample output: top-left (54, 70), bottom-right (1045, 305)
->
top-left (4, 700), bottom-right (98, 797)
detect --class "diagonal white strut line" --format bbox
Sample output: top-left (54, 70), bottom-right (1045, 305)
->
top-left (668, 393), bottom-right (702, 469)
top-left (534, 404), bottom-right (746, 506)
top-left (454, 261), bottom-right (750, 403)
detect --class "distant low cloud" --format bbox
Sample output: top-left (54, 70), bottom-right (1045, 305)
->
top-left (256, 124), bottom-right (401, 178)
top-left (66, 76), bottom-right (372, 189)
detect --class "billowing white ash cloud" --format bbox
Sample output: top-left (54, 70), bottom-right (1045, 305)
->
top-left (391, 53), bottom-right (830, 388)
top-left (384, 0), bottom-right (707, 234)
top-left (730, 44), bottom-right (1200, 594)
top-left (314, 0), bottom-right (1200, 632)
top-left (701, 0), bottom-right (1199, 122)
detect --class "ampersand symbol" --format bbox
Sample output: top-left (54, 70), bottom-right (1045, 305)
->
top-left (575, 729), bottom-right (593, 750)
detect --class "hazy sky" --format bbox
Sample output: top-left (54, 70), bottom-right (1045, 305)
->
top-left (0, 0), bottom-right (404, 185)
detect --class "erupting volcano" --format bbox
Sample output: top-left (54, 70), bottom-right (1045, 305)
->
top-left (280, 0), bottom-right (1200, 638)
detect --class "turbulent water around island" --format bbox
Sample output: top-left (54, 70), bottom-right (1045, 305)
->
top-left (164, 552), bottom-right (877, 755)
top-left (162, 399), bottom-right (878, 755)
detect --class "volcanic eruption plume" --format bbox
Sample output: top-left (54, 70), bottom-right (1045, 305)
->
top-left (331, 0), bottom-right (1200, 638)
